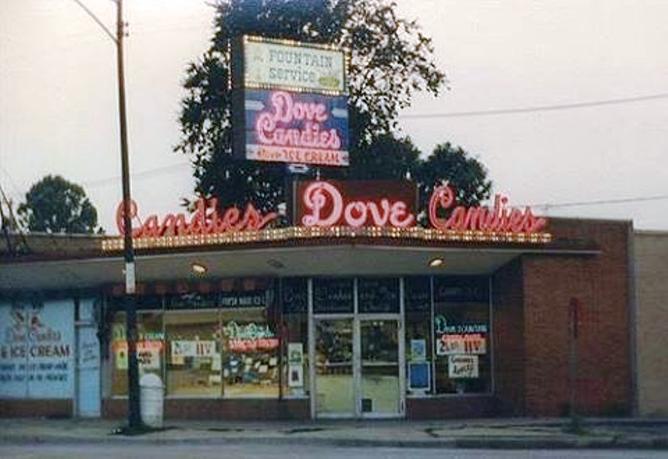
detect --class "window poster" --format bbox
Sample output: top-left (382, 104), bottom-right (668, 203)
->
top-left (288, 342), bottom-right (304, 388)
top-left (408, 362), bottom-right (431, 391)
top-left (448, 355), bottom-right (479, 379)
top-left (436, 333), bottom-right (486, 356)
top-left (410, 339), bottom-right (427, 362)
top-left (0, 300), bottom-right (75, 399)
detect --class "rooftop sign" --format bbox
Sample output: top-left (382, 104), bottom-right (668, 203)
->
top-left (231, 36), bottom-right (349, 167)
top-left (240, 35), bottom-right (346, 95)
top-left (104, 180), bottom-right (551, 252)
top-left (243, 90), bottom-right (349, 166)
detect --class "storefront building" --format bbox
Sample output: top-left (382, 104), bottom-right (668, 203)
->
top-left (0, 180), bottom-right (635, 420)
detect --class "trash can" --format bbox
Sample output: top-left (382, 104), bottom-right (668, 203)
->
top-left (139, 373), bottom-right (164, 428)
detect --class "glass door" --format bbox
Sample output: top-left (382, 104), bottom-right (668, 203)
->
top-left (359, 319), bottom-right (402, 417)
top-left (314, 319), bottom-right (355, 417)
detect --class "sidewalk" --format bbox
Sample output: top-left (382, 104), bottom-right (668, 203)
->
top-left (1, 417), bottom-right (667, 450)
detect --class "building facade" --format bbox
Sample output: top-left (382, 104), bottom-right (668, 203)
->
top-left (0, 219), bottom-right (636, 420)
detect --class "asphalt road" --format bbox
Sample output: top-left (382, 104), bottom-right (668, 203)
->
top-left (1, 444), bottom-right (667, 459)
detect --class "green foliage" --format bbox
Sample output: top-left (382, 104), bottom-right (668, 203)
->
top-left (417, 142), bottom-right (493, 211)
top-left (17, 175), bottom-right (100, 234)
top-left (176, 0), bottom-right (445, 212)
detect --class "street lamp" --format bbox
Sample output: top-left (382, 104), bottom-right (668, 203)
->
top-left (72, 0), bottom-right (141, 429)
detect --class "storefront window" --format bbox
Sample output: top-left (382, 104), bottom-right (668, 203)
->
top-left (433, 277), bottom-right (491, 394)
top-left (404, 277), bottom-right (432, 394)
top-left (313, 278), bottom-right (353, 314)
top-left (164, 309), bottom-right (220, 397)
top-left (220, 290), bottom-right (279, 398)
top-left (282, 278), bottom-right (308, 397)
top-left (358, 278), bottom-right (399, 313)
top-left (110, 298), bottom-right (164, 396)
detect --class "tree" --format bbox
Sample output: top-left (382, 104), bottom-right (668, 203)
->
top-left (416, 142), bottom-right (492, 215)
top-left (17, 175), bottom-right (100, 234)
top-left (176, 0), bottom-right (445, 212)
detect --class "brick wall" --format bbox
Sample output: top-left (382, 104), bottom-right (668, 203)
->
top-left (407, 396), bottom-right (496, 419)
top-left (103, 398), bottom-right (309, 420)
top-left (492, 258), bottom-right (525, 415)
top-left (522, 219), bottom-right (632, 416)
top-left (0, 399), bottom-right (72, 418)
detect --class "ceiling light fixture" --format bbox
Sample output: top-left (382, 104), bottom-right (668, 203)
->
top-left (191, 262), bottom-right (208, 275)
top-left (267, 259), bottom-right (285, 269)
top-left (428, 257), bottom-right (445, 268)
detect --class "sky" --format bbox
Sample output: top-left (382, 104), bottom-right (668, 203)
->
top-left (1, 0), bottom-right (667, 233)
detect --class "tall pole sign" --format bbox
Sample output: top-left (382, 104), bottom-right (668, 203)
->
top-left (231, 36), bottom-right (349, 168)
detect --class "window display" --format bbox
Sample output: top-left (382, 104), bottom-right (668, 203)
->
top-left (164, 310), bottom-right (220, 397)
top-left (220, 306), bottom-right (279, 398)
top-left (109, 284), bottom-right (280, 399)
top-left (433, 277), bottom-right (491, 394)
top-left (110, 310), bottom-right (164, 396)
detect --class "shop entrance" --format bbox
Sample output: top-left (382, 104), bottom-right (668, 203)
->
top-left (312, 316), bottom-right (405, 419)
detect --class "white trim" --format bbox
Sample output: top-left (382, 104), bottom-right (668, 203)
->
top-left (430, 276), bottom-right (436, 395)
top-left (352, 278), bottom-right (361, 418)
top-left (1, 243), bottom-right (602, 270)
top-left (489, 276), bottom-right (495, 395)
top-left (307, 278), bottom-right (316, 420)
top-left (398, 277), bottom-right (406, 417)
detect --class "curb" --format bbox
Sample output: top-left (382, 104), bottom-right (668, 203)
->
top-left (2, 434), bottom-right (668, 450)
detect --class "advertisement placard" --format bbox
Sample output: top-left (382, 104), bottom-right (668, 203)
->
top-left (242, 36), bottom-right (346, 94)
top-left (448, 355), bottom-right (479, 379)
top-left (239, 89), bottom-right (349, 166)
top-left (0, 300), bottom-right (75, 399)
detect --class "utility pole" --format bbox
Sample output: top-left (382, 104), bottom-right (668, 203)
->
top-left (115, 0), bottom-right (141, 429)
top-left (71, 0), bottom-right (139, 429)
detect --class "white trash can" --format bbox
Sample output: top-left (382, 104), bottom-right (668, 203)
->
top-left (139, 373), bottom-right (164, 428)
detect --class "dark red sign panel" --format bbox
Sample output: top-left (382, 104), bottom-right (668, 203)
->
top-left (295, 180), bottom-right (418, 228)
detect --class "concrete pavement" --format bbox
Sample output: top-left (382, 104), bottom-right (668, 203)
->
top-left (0, 417), bottom-right (667, 450)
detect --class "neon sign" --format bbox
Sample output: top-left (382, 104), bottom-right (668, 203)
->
top-left (115, 198), bottom-right (277, 239)
top-left (242, 89), bottom-right (349, 166)
top-left (298, 180), bottom-right (416, 228)
top-left (256, 91), bottom-right (342, 150)
top-left (296, 180), bottom-right (548, 235)
top-left (429, 184), bottom-right (547, 234)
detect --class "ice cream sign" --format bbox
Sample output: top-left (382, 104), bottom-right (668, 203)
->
top-left (231, 36), bottom-right (349, 167)
top-left (241, 90), bottom-right (349, 166)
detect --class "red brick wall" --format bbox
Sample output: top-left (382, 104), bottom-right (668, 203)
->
top-left (492, 258), bottom-right (525, 415)
top-left (407, 396), bottom-right (496, 419)
top-left (0, 399), bottom-right (72, 418)
top-left (103, 398), bottom-right (309, 420)
top-left (522, 219), bottom-right (632, 416)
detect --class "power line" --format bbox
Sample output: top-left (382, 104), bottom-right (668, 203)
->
top-left (80, 161), bottom-right (190, 187)
top-left (400, 92), bottom-right (668, 119)
top-left (528, 194), bottom-right (668, 209)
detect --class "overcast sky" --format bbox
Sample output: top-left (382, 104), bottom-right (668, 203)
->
top-left (1, 0), bottom-right (667, 233)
